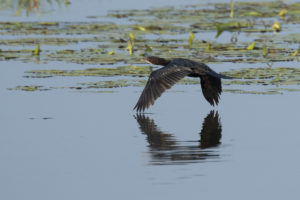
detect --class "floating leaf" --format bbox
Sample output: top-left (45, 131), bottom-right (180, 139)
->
top-left (188, 31), bottom-right (195, 48)
top-left (145, 45), bottom-right (152, 52)
top-left (223, 89), bottom-right (282, 95)
top-left (108, 50), bottom-right (115, 55)
top-left (241, 11), bottom-right (262, 16)
top-left (129, 32), bottom-right (135, 40)
top-left (291, 50), bottom-right (298, 57)
top-left (137, 25), bottom-right (146, 31)
top-left (230, 0), bottom-right (234, 18)
top-left (275, 73), bottom-right (280, 81)
top-left (272, 22), bottom-right (281, 33)
top-left (292, 50), bottom-right (299, 61)
top-left (90, 48), bottom-right (100, 53)
top-left (247, 41), bottom-right (256, 50)
top-left (215, 24), bottom-right (223, 38)
top-left (279, 9), bottom-right (287, 17)
top-left (127, 41), bottom-right (133, 55)
top-left (127, 32), bottom-right (135, 55)
top-left (34, 44), bottom-right (40, 56)
top-left (64, 0), bottom-right (71, 5)
top-left (8, 85), bottom-right (43, 92)
top-left (262, 45), bottom-right (267, 56)
top-left (205, 43), bottom-right (211, 52)
top-left (26, 65), bottom-right (153, 78)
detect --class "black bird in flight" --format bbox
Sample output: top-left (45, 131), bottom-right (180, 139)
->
top-left (134, 56), bottom-right (231, 112)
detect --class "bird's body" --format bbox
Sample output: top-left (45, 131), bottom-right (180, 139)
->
top-left (134, 56), bottom-right (231, 112)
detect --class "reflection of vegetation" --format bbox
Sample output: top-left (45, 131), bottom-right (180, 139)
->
top-left (0, 0), bottom-right (69, 16)
top-left (135, 111), bottom-right (222, 165)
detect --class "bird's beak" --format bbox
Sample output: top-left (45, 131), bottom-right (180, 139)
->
top-left (141, 58), bottom-right (152, 64)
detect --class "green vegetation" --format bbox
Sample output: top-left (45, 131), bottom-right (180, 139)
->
top-left (2, 1), bottom-right (300, 94)
top-left (8, 85), bottom-right (45, 91)
top-left (25, 65), bottom-right (153, 78)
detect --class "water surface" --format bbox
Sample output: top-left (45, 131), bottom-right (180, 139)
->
top-left (1, 0), bottom-right (300, 200)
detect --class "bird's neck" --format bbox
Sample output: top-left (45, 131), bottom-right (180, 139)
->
top-left (150, 57), bottom-right (171, 66)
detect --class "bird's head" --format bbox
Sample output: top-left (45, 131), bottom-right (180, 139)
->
top-left (142, 56), bottom-right (170, 66)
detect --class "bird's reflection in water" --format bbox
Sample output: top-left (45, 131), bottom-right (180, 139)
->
top-left (135, 111), bottom-right (222, 165)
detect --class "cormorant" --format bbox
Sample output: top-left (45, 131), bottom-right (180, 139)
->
top-left (134, 56), bottom-right (231, 112)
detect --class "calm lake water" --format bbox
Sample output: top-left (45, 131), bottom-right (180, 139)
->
top-left (1, 0), bottom-right (300, 200)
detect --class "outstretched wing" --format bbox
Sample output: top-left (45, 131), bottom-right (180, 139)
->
top-left (199, 75), bottom-right (222, 106)
top-left (134, 65), bottom-right (191, 112)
